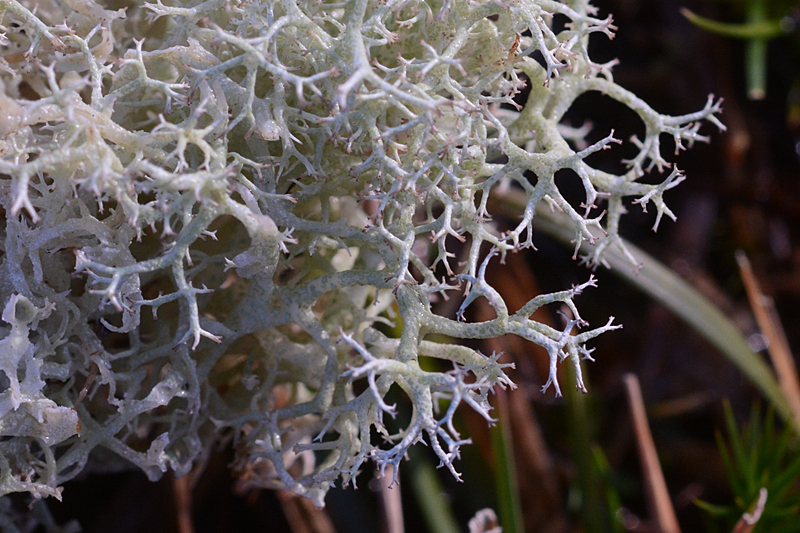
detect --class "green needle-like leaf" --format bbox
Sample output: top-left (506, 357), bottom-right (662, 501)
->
top-left (680, 7), bottom-right (786, 39)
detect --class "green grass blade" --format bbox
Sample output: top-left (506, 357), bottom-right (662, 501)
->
top-left (407, 450), bottom-right (461, 533)
top-left (770, 424), bottom-right (791, 475)
top-left (694, 498), bottom-right (734, 517)
top-left (723, 400), bottom-right (756, 492)
top-left (680, 7), bottom-right (785, 39)
top-left (490, 392), bottom-right (525, 533)
top-left (716, 428), bottom-right (745, 496)
top-left (591, 444), bottom-right (625, 533)
top-left (744, 405), bottom-right (763, 489)
top-left (564, 364), bottom-right (615, 532)
top-left (745, 0), bottom-right (769, 99)
top-left (768, 454), bottom-right (800, 501)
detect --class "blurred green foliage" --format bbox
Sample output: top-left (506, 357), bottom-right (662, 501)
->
top-left (696, 401), bottom-right (800, 532)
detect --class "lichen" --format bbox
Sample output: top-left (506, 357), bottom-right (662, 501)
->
top-left (0, 0), bottom-right (723, 512)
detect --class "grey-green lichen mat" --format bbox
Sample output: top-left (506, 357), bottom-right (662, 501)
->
top-left (0, 0), bottom-right (723, 507)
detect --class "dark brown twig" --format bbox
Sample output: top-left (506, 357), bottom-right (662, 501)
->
top-left (736, 251), bottom-right (800, 431)
top-left (731, 487), bottom-right (767, 533)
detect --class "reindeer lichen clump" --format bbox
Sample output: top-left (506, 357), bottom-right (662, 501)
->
top-left (0, 0), bottom-right (723, 509)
